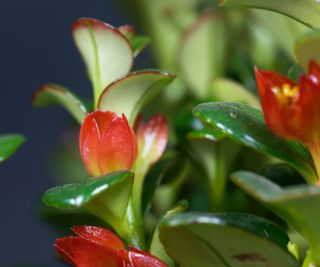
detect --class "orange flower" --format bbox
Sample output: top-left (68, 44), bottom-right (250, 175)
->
top-left (79, 111), bottom-right (137, 177)
top-left (55, 225), bottom-right (168, 267)
top-left (255, 61), bottom-right (320, 177)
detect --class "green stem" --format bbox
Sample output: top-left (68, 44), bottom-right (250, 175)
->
top-left (209, 144), bottom-right (227, 211)
top-left (121, 199), bottom-right (147, 250)
top-left (132, 164), bottom-right (149, 221)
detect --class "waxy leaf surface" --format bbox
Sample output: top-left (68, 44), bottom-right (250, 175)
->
top-left (232, 171), bottom-right (320, 255)
top-left (221, 0), bottom-right (320, 29)
top-left (33, 84), bottom-right (90, 123)
top-left (159, 212), bottom-right (298, 267)
top-left (72, 18), bottom-right (133, 105)
top-left (149, 200), bottom-right (188, 266)
top-left (98, 71), bottom-right (175, 125)
top-left (0, 134), bottom-right (25, 163)
top-left (42, 171), bottom-right (133, 228)
top-left (193, 102), bottom-right (316, 182)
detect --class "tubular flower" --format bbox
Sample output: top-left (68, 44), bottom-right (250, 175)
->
top-left (135, 114), bottom-right (168, 165)
top-left (255, 61), bottom-right (320, 177)
top-left (55, 225), bottom-right (169, 267)
top-left (80, 111), bottom-right (137, 177)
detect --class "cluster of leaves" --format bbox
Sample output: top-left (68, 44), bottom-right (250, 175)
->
top-left (3, 0), bottom-right (320, 266)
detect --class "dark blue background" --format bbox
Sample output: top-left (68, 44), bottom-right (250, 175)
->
top-left (0, 1), bottom-right (144, 266)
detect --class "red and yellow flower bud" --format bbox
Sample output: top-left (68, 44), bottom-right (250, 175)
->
top-left (55, 225), bottom-right (169, 267)
top-left (79, 111), bottom-right (137, 177)
top-left (256, 61), bottom-right (320, 178)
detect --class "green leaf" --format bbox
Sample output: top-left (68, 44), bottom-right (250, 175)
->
top-left (159, 212), bottom-right (298, 267)
top-left (294, 31), bottom-right (320, 70)
top-left (179, 10), bottom-right (227, 98)
top-left (193, 102), bottom-right (316, 183)
top-left (32, 84), bottom-right (90, 123)
top-left (98, 70), bottom-right (175, 125)
top-left (231, 171), bottom-right (320, 261)
top-left (131, 36), bottom-right (151, 57)
top-left (187, 128), bottom-right (226, 142)
top-left (210, 78), bottom-right (259, 107)
top-left (0, 134), bottom-right (25, 163)
top-left (72, 18), bottom-right (133, 106)
top-left (250, 10), bottom-right (308, 59)
top-left (149, 200), bottom-right (189, 266)
top-left (42, 171), bottom-right (134, 231)
top-left (221, 0), bottom-right (320, 29)
top-left (117, 25), bottom-right (151, 57)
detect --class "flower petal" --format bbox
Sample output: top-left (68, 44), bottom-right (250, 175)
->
top-left (98, 114), bottom-right (137, 174)
top-left (72, 225), bottom-right (125, 251)
top-left (79, 115), bottom-right (101, 176)
top-left (128, 247), bottom-right (168, 267)
top-left (255, 68), bottom-right (298, 140)
top-left (55, 236), bottom-right (122, 267)
top-left (136, 114), bottom-right (168, 165)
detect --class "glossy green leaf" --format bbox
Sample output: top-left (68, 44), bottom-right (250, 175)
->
top-left (231, 171), bottom-right (320, 262)
top-left (187, 128), bottom-right (226, 142)
top-left (193, 102), bottom-right (316, 183)
top-left (294, 31), bottom-right (320, 70)
top-left (149, 200), bottom-right (188, 266)
top-left (98, 70), bottom-right (175, 125)
top-left (32, 84), bottom-right (90, 123)
top-left (159, 212), bottom-right (298, 267)
top-left (42, 171), bottom-right (134, 230)
top-left (210, 78), bottom-right (259, 107)
top-left (175, 107), bottom-right (226, 143)
top-left (72, 18), bottom-right (133, 105)
top-left (0, 134), bottom-right (25, 163)
top-left (179, 10), bottom-right (226, 98)
top-left (221, 0), bottom-right (320, 29)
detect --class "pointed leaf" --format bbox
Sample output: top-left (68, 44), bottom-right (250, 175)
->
top-left (294, 31), bottom-right (320, 70)
top-left (149, 200), bottom-right (188, 266)
top-left (193, 102), bottom-right (316, 183)
top-left (33, 84), bottom-right (90, 123)
top-left (179, 10), bottom-right (227, 98)
top-left (72, 18), bottom-right (133, 105)
top-left (98, 71), bottom-right (175, 125)
top-left (117, 25), bottom-right (150, 57)
top-left (159, 212), bottom-right (298, 267)
top-left (232, 171), bottom-right (320, 255)
top-left (221, 0), bottom-right (320, 29)
top-left (0, 134), bottom-right (25, 163)
top-left (130, 36), bottom-right (151, 57)
top-left (42, 171), bottom-right (134, 229)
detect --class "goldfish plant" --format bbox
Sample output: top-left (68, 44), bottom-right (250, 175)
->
top-left (27, 0), bottom-right (320, 267)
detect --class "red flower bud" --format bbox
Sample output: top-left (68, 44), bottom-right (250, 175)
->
top-left (80, 111), bottom-right (137, 177)
top-left (135, 114), bottom-right (168, 165)
top-left (55, 226), bottom-right (169, 267)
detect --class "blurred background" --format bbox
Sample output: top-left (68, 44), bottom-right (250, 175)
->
top-left (0, 1), bottom-right (141, 266)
